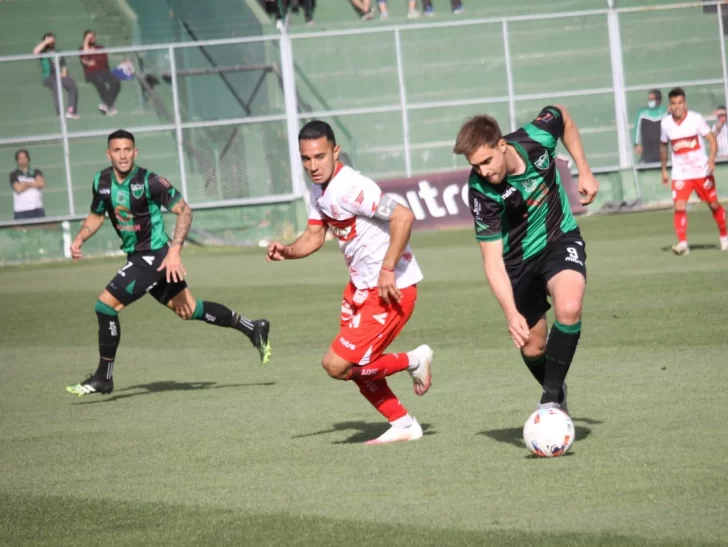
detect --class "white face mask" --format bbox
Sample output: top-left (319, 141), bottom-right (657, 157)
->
top-left (647, 100), bottom-right (657, 109)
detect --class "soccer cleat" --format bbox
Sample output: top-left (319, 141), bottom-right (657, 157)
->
top-left (672, 241), bottom-right (690, 255)
top-left (407, 344), bottom-right (433, 396)
top-left (720, 236), bottom-right (728, 251)
top-left (251, 319), bottom-right (271, 365)
top-left (536, 401), bottom-right (562, 412)
top-left (66, 375), bottom-right (113, 397)
top-left (559, 383), bottom-right (569, 416)
top-left (365, 418), bottom-right (423, 445)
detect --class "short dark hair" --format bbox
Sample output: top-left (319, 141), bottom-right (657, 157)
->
top-left (298, 120), bottom-right (336, 145)
top-left (83, 29), bottom-right (94, 39)
top-left (453, 115), bottom-right (503, 156)
top-left (15, 149), bottom-right (30, 162)
top-left (668, 87), bottom-right (685, 100)
top-left (107, 129), bottom-right (135, 146)
top-left (648, 89), bottom-right (662, 102)
top-left (42, 32), bottom-right (54, 40)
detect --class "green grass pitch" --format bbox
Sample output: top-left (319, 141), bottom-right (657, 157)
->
top-left (0, 210), bottom-right (726, 546)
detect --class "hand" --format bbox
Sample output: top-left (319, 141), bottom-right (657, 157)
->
top-left (266, 241), bottom-right (288, 262)
top-left (377, 268), bottom-right (401, 305)
top-left (70, 238), bottom-right (83, 261)
top-left (577, 171), bottom-right (599, 205)
top-left (158, 248), bottom-right (186, 283)
top-left (708, 159), bottom-right (716, 175)
top-left (661, 169), bottom-right (670, 186)
top-left (634, 144), bottom-right (643, 156)
top-left (506, 311), bottom-right (530, 349)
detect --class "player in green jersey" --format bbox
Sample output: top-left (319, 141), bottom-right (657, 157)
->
top-left (66, 130), bottom-right (271, 397)
top-left (453, 106), bottom-right (599, 414)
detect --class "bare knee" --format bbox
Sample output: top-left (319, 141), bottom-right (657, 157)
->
top-left (554, 300), bottom-right (582, 325)
top-left (674, 200), bottom-right (687, 212)
top-left (321, 356), bottom-right (351, 380)
top-left (521, 342), bottom-right (546, 360)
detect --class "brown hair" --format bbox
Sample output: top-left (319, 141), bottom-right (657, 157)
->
top-left (453, 115), bottom-right (503, 157)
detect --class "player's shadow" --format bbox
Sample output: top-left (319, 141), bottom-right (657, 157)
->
top-left (75, 380), bottom-right (275, 404)
top-left (478, 417), bottom-right (602, 452)
top-left (292, 421), bottom-right (436, 444)
top-left (660, 243), bottom-right (718, 252)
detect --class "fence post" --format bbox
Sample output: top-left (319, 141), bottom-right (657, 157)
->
top-left (606, 7), bottom-right (631, 170)
top-left (394, 29), bottom-right (412, 177)
top-left (279, 31), bottom-right (305, 197)
top-left (54, 54), bottom-right (75, 216)
top-left (502, 20), bottom-right (517, 133)
top-left (169, 45), bottom-right (189, 200)
top-left (718, 3), bottom-right (728, 109)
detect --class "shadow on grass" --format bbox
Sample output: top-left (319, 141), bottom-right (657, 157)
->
top-left (660, 243), bottom-right (718, 252)
top-left (478, 416), bottom-right (602, 455)
top-left (72, 380), bottom-right (276, 404)
top-left (292, 420), bottom-right (436, 444)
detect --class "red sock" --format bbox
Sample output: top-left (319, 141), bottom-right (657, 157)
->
top-left (674, 210), bottom-right (687, 242)
top-left (346, 353), bottom-right (409, 381)
top-left (711, 204), bottom-right (727, 237)
top-left (353, 378), bottom-right (408, 422)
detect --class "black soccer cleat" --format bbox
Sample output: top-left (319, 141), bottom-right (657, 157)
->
top-left (66, 375), bottom-right (114, 397)
top-left (251, 319), bottom-right (271, 365)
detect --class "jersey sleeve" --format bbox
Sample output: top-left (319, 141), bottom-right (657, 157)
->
top-left (696, 114), bottom-right (711, 137)
top-left (307, 185), bottom-right (326, 226)
top-left (9, 171), bottom-right (18, 187)
top-left (90, 178), bottom-right (105, 215)
top-left (33, 168), bottom-right (43, 177)
top-left (339, 176), bottom-right (382, 219)
top-left (660, 119), bottom-right (669, 144)
top-left (524, 106), bottom-right (565, 151)
top-left (148, 173), bottom-right (183, 210)
top-left (469, 186), bottom-right (504, 242)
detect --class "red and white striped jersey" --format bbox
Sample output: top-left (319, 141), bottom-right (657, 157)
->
top-left (307, 164), bottom-right (423, 290)
top-left (660, 111), bottom-right (711, 180)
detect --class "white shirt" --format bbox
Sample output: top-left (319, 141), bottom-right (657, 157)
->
top-left (12, 172), bottom-right (43, 212)
top-left (307, 165), bottom-right (423, 290)
top-left (660, 111), bottom-right (711, 180)
top-left (712, 122), bottom-right (728, 157)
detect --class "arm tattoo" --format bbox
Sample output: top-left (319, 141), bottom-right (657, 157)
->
top-left (372, 194), bottom-right (398, 221)
top-left (170, 199), bottom-right (193, 247)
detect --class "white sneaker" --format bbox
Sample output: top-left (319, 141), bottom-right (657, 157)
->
top-left (407, 9), bottom-right (420, 19)
top-left (672, 241), bottom-right (690, 255)
top-left (407, 344), bottom-right (433, 396)
top-left (106, 108), bottom-right (118, 117)
top-left (365, 418), bottom-right (423, 445)
top-left (720, 236), bottom-right (728, 251)
top-left (98, 103), bottom-right (109, 113)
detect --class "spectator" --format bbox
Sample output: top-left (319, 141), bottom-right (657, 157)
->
top-left (33, 33), bottom-right (79, 119)
top-left (9, 149), bottom-right (46, 221)
top-left (421, 0), bottom-right (464, 15)
top-left (712, 105), bottom-right (728, 157)
top-left (80, 30), bottom-right (121, 116)
top-left (633, 89), bottom-right (667, 163)
top-left (377, 1), bottom-right (420, 19)
top-left (350, 0), bottom-right (375, 20)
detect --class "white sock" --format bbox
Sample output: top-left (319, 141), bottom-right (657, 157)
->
top-left (391, 414), bottom-right (414, 429)
top-left (406, 351), bottom-right (420, 371)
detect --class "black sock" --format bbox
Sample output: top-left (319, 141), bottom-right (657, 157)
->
top-left (521, 353), bottom-right (545, 385)
top-left (191, 300), bottom-right (254, 338)
top-left (95, 300), bottom-right (120, 380)
top-left (541, 321), bottom-right (581, 404)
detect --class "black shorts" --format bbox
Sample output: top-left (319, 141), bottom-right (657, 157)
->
top-left (508, 231), bottom-right (587, 329)
top-left (106, 247), bottom-right (188, 307)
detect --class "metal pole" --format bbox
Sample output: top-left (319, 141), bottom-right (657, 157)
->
top-left (394, 29), bottom-right (412, 177)
top-left (169, 45), bottom-right (189, 199)
top-left (54, 54), bottom-right (75, 216)
top-left (606, 7), bottom-right (631, 170)
top-left (502, 20), bottom-right (517, 133)
top-left (279, 29), bottom-right (306, 197)
top-left (718, 3), bottom-right (728, 110)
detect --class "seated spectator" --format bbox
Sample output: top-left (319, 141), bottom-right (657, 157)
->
top-left (377, 1), bottom-right (420, 19)
top-left (9, 149), bottom-right (46, 221)
top-left (80, 30), bottom-right (121, 116)
top-left (350, 0), bottom-right (375, 20)
top-left (422, 0), bottom-right (464, 15)
top-left (712, 105), bottom-right (728, 157)
top-left (33, 33), bottom-right (79, 119)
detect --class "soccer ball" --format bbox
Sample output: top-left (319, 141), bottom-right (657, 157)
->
top-left (522, 407), bottom-right (575, 457)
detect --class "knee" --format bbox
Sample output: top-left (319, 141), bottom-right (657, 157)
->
top-left (674, 201), bottom-right (687, 212)
top-left (554, 300), bottom-right (582, 325)
top-left (709, 201), bottom-right (722, 211)
top-left (172, 304), bottom-right (193, 320)
top-left (321, 357), bottom-right (349, 380)
top-left (521, 343), bottom-right (545, 360)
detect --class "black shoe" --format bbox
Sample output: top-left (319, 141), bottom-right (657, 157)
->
top-left (251, 320), bottom-right (271, 365)
top-left (66, 375), bottom-right (114, 397)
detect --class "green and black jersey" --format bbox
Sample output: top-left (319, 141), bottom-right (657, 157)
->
top-left (468, 106), bottom-right (579, 270)
top-left (89, 166), bottom-right (183, 254)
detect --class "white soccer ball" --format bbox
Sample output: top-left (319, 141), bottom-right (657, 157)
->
top-left (522, 407), bottom-right (575, 458)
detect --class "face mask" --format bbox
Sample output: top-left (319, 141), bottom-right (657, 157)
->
top-left (647, 100), bottom-right (657, 109)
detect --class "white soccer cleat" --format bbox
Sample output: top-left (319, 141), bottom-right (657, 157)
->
top-left (672, 241), bottom-right (690, 255)
top-left (720, 236), bottom-right (728, 251)
top-left (408, 344), bottom-right (433, 396)
top-left (365, 418), bottom-right (423, 445)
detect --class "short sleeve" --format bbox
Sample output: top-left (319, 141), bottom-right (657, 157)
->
top-left (90, 179), bottom-right (105, 215)
top-left (307, 185), bottom-right (325, 226)
top-left (148, 173), bottom-right (182, 210)
top-left (697, 114), bottom-right (711, 137)
top-left (524, 106), bottom-right (565, 151)
top-left (9, 171), bottom-right (18, 187)
top-left (33, 168), bottom-right (43, 177)
top-left (660, 119), bottom-right (669, 144)
top-left (469, 186), bottom-right (504, 242)
top-left (338, 176), bottom-right (382, 219)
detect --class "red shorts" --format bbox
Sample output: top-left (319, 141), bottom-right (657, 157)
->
top-left (672, 176), bottom-right (718, 203)
top-left (332, 282), bottom-right (417, 365)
